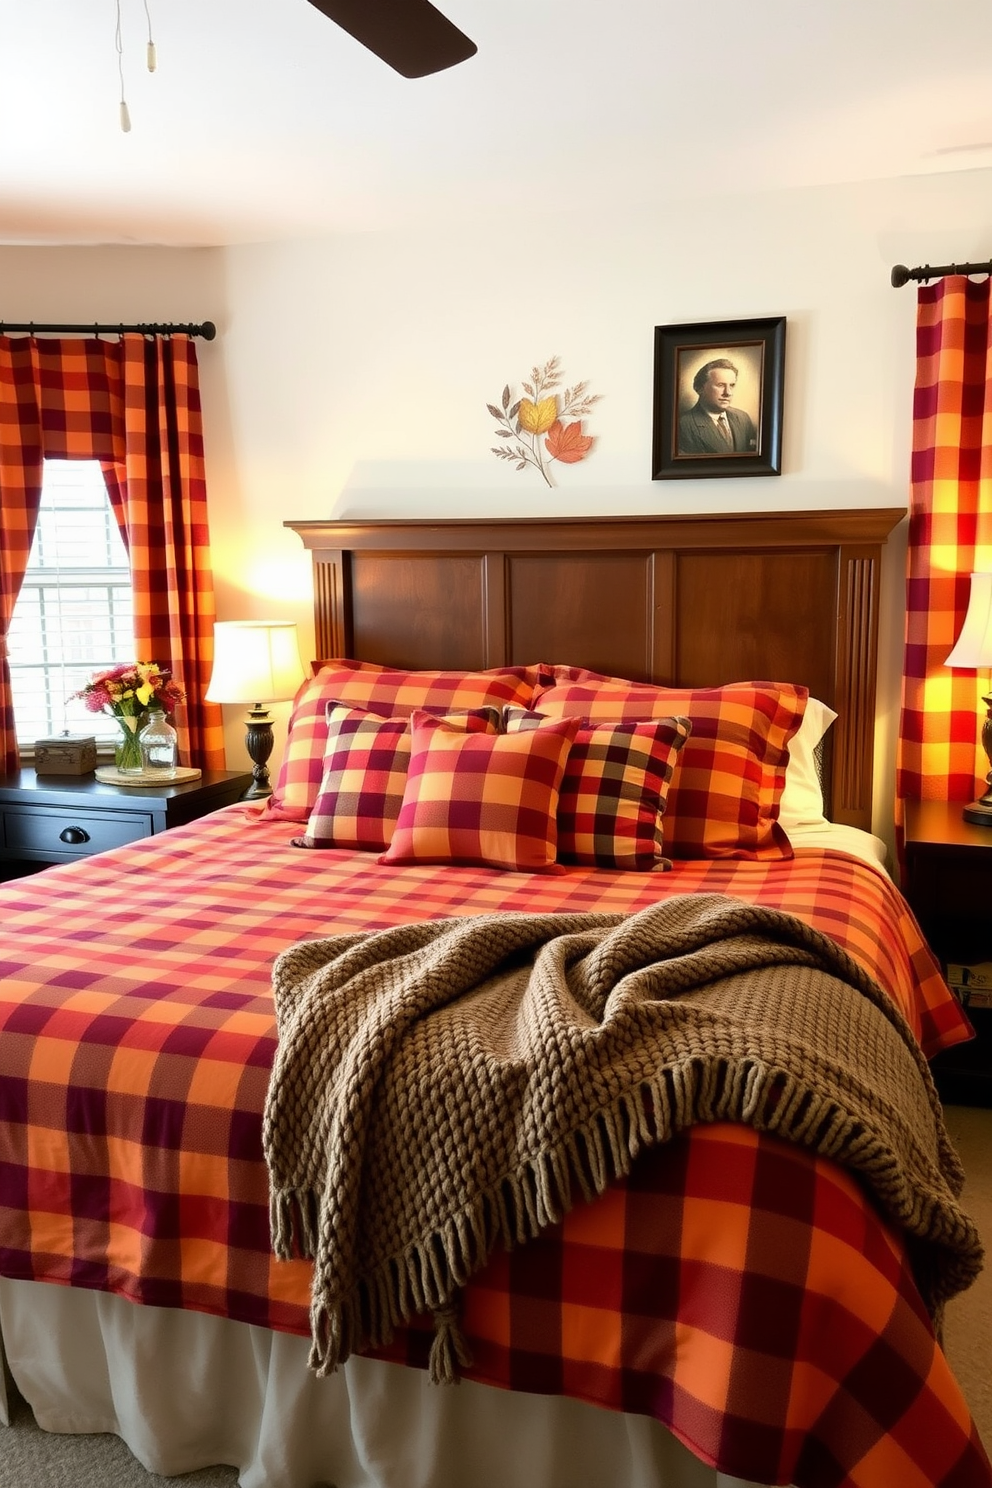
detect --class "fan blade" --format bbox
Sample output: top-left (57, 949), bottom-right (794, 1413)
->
top-left (306, 0), bottom-right (477, 78)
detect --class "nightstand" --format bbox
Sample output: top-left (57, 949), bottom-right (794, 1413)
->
top-left (0, 767), bottom-right (255, 879)
top-left (903, 798), bottom-right (992, 1107)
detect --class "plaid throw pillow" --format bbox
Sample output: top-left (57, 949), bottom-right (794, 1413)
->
top-left (380, 711), bottom-right (581, 871)
top-left (292, 704), bottom-right (501, 851)
top-left (504, 708), bottom-right (691, 870)
top-left (531, 666), bottom-right (807, 860)
top-left (265, 660), bottom-right (539, 821)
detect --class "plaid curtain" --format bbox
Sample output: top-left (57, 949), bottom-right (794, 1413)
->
top-left (0, 334), bottom-right (224, 773)
top-left (896, 277), bottom-right (992, 809)
top-left (0, 339), bottom-right (46, 774)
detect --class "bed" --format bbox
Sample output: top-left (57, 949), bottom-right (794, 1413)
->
top-left (0, 508), bottom-right (988, 1488)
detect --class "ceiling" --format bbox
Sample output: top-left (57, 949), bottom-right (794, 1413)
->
top-left (3, 0), bottom-right (992, 248)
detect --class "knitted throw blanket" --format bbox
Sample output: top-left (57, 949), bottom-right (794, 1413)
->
top-left (263, 893), bottom-right (982, 1381)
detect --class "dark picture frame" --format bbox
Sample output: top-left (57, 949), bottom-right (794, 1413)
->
top-left (652, 316), bottom-right (786, 480)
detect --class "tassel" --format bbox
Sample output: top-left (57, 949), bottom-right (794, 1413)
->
top-left (428, 1299), bottom-right (473, 1385)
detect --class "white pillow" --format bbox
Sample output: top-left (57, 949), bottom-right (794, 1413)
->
top-left (779, 697), bottom-right (837, 831)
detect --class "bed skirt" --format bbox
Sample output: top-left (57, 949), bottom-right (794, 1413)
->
top-left (0, 1278), bottom-right (766, 1488)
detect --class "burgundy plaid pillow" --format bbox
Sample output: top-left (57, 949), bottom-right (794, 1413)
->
top-left (265, 660), bottom-right (540, 822)
top-left (292, 704), bottom-right (500, 851)
top-left (531, 666), bottom-right (806, 860)
top-left (504, 708), bottom-right (691, 870)
top-left (380, 711), bottom-right (581, 871)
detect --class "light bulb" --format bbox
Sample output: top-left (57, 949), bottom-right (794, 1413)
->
top-left (119, 99), bottom-right (132, 133)
top-left (147, 40), bottom-right (157, 72)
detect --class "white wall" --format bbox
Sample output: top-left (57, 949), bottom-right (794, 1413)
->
top-left (0, 245), bottom-right (225, 334)
top-left (5, 167), bottom-right (992, 850)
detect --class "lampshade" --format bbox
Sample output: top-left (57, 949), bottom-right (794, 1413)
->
top-left (205, 621), bottom-right (306, 705)
top-left (946, 572), bottom-right (992, 669)
top-left (945, 571), bottom-right (992, 828)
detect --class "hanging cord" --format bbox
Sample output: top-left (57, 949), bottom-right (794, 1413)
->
top-left (144, 0), bottom-right (157, 71)
top-left (115, 0), bottom-right (157, 133)
top-left (115, 0), bottom-right (131, 132)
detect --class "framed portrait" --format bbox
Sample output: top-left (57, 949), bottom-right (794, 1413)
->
top-left (652, 316), bottom-right (786, 480)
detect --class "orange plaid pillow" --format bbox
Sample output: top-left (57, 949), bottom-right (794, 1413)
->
top-left (380, 711), bottom-right (581, 871)
top-left (291, 704), bottom-right (500, 851)
top-left (504, 708), bottom-right (691, 870)
top-left (531, 666), bottom-right (807, 860)
top-left (265, 660), bottom-right (539, 821)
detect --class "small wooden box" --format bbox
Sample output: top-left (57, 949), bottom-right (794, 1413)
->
top-left (34, 736), bottom-right (98, 775)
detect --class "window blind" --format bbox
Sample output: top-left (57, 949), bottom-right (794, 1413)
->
top-left (9, 461), bottom-right (134, 748)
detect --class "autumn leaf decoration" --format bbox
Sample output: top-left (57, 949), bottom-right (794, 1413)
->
top-left (488, 356), bottom-right (601, 486)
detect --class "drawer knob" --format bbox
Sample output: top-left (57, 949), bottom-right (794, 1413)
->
top-left (59, 826), bottom-right (91, 845)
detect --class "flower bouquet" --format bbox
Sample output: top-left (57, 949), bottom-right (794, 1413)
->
top-left (71, 663), bottom-right (185, 773)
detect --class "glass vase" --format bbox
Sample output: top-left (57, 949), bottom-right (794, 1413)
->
top-left (114, 714), bottom-right (145, 774)
top-left (138, 708), bottom-right (178, 778)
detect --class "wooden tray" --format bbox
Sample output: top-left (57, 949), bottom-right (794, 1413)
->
top-left (94, 766), bottom-right (203, 787)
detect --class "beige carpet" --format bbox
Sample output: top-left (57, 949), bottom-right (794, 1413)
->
top-left (0, 1383), bottom-right (237, 1487)
top-left (941, 1102), bottom-right (992, 1452)
top-left (1, 1107), bottom-right (990, 1485)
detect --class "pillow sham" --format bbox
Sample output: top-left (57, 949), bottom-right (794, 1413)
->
top-left (779, 696), bottom-right (837, 832)
top-left (380, 711), bottom-right (581, 872)
top-left (504, 707), bottom-right (691, 870)
top-left (265, 659), bottom-right (539, 821)
top-left (530, 665), bottom-right (807, 860)
top-left (292, 704), bottom-right (501, 851)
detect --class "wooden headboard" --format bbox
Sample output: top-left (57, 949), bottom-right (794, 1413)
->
top-left (287, 508), bottom-right (904, 833)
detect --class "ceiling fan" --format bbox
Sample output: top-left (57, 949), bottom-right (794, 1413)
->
top-left (306, 0), bottom-right (477, 78)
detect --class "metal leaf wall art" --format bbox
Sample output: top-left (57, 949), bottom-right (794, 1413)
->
top-left (488, 356), bottom-right (601, 487)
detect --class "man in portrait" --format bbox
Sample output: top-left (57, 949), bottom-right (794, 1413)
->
top-left (677, 356), bottom-right (758, 456)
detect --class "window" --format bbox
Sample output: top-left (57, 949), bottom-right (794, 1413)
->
top-left (9, 460), bottom-right (134, 749)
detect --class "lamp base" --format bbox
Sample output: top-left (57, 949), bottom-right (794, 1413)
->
top-left (963, 703), bottom-right (992, 826)
top-left (242, 706), bottom-right (275, 799)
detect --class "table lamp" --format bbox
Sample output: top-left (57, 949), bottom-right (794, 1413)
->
top-left (205, 620), bottom-right (306, 798)
top-left (945, 570), bottom-right (992, 826)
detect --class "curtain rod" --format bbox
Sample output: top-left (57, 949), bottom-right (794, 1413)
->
top-left (0, 319), bottom-right (216, 339)
top-left (890, 261), bottom-right (992, 288)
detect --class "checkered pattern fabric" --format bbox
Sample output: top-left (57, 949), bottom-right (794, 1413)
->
top-left (380, 711), bottom-right (581, 870)
top-left (505, 707), bottom-right (691, 869)
top-left (0, 334), bottom-right (224, 772)
top-left (266, 660), bottom-right (540, 821)
top-left (531, 666), bottom-right (806, 859)
top-left (377, 1130), bottom-right (990, 1488)
top-left (897, 277), bottom-right (992, 811)
top-left (0, 338), bottom-right (44, 771)
top-left (102, 336), bottom-right (224, 769)
top-left (0, 809), bottom-right (982, 1488)
top-left (293, 703), bottom-right (500, 850)
top-left (0, 333), bottom-right (223, 773)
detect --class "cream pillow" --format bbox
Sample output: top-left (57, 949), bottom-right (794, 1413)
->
top-left (779, 697), bottom-right (837, 831)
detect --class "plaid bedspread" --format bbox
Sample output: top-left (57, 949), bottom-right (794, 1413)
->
top-left (0, 803), bottom-right (987, 1488)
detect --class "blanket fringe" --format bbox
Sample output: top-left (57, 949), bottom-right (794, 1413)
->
top-left (270, 1188), bottom-right (319, 1262)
